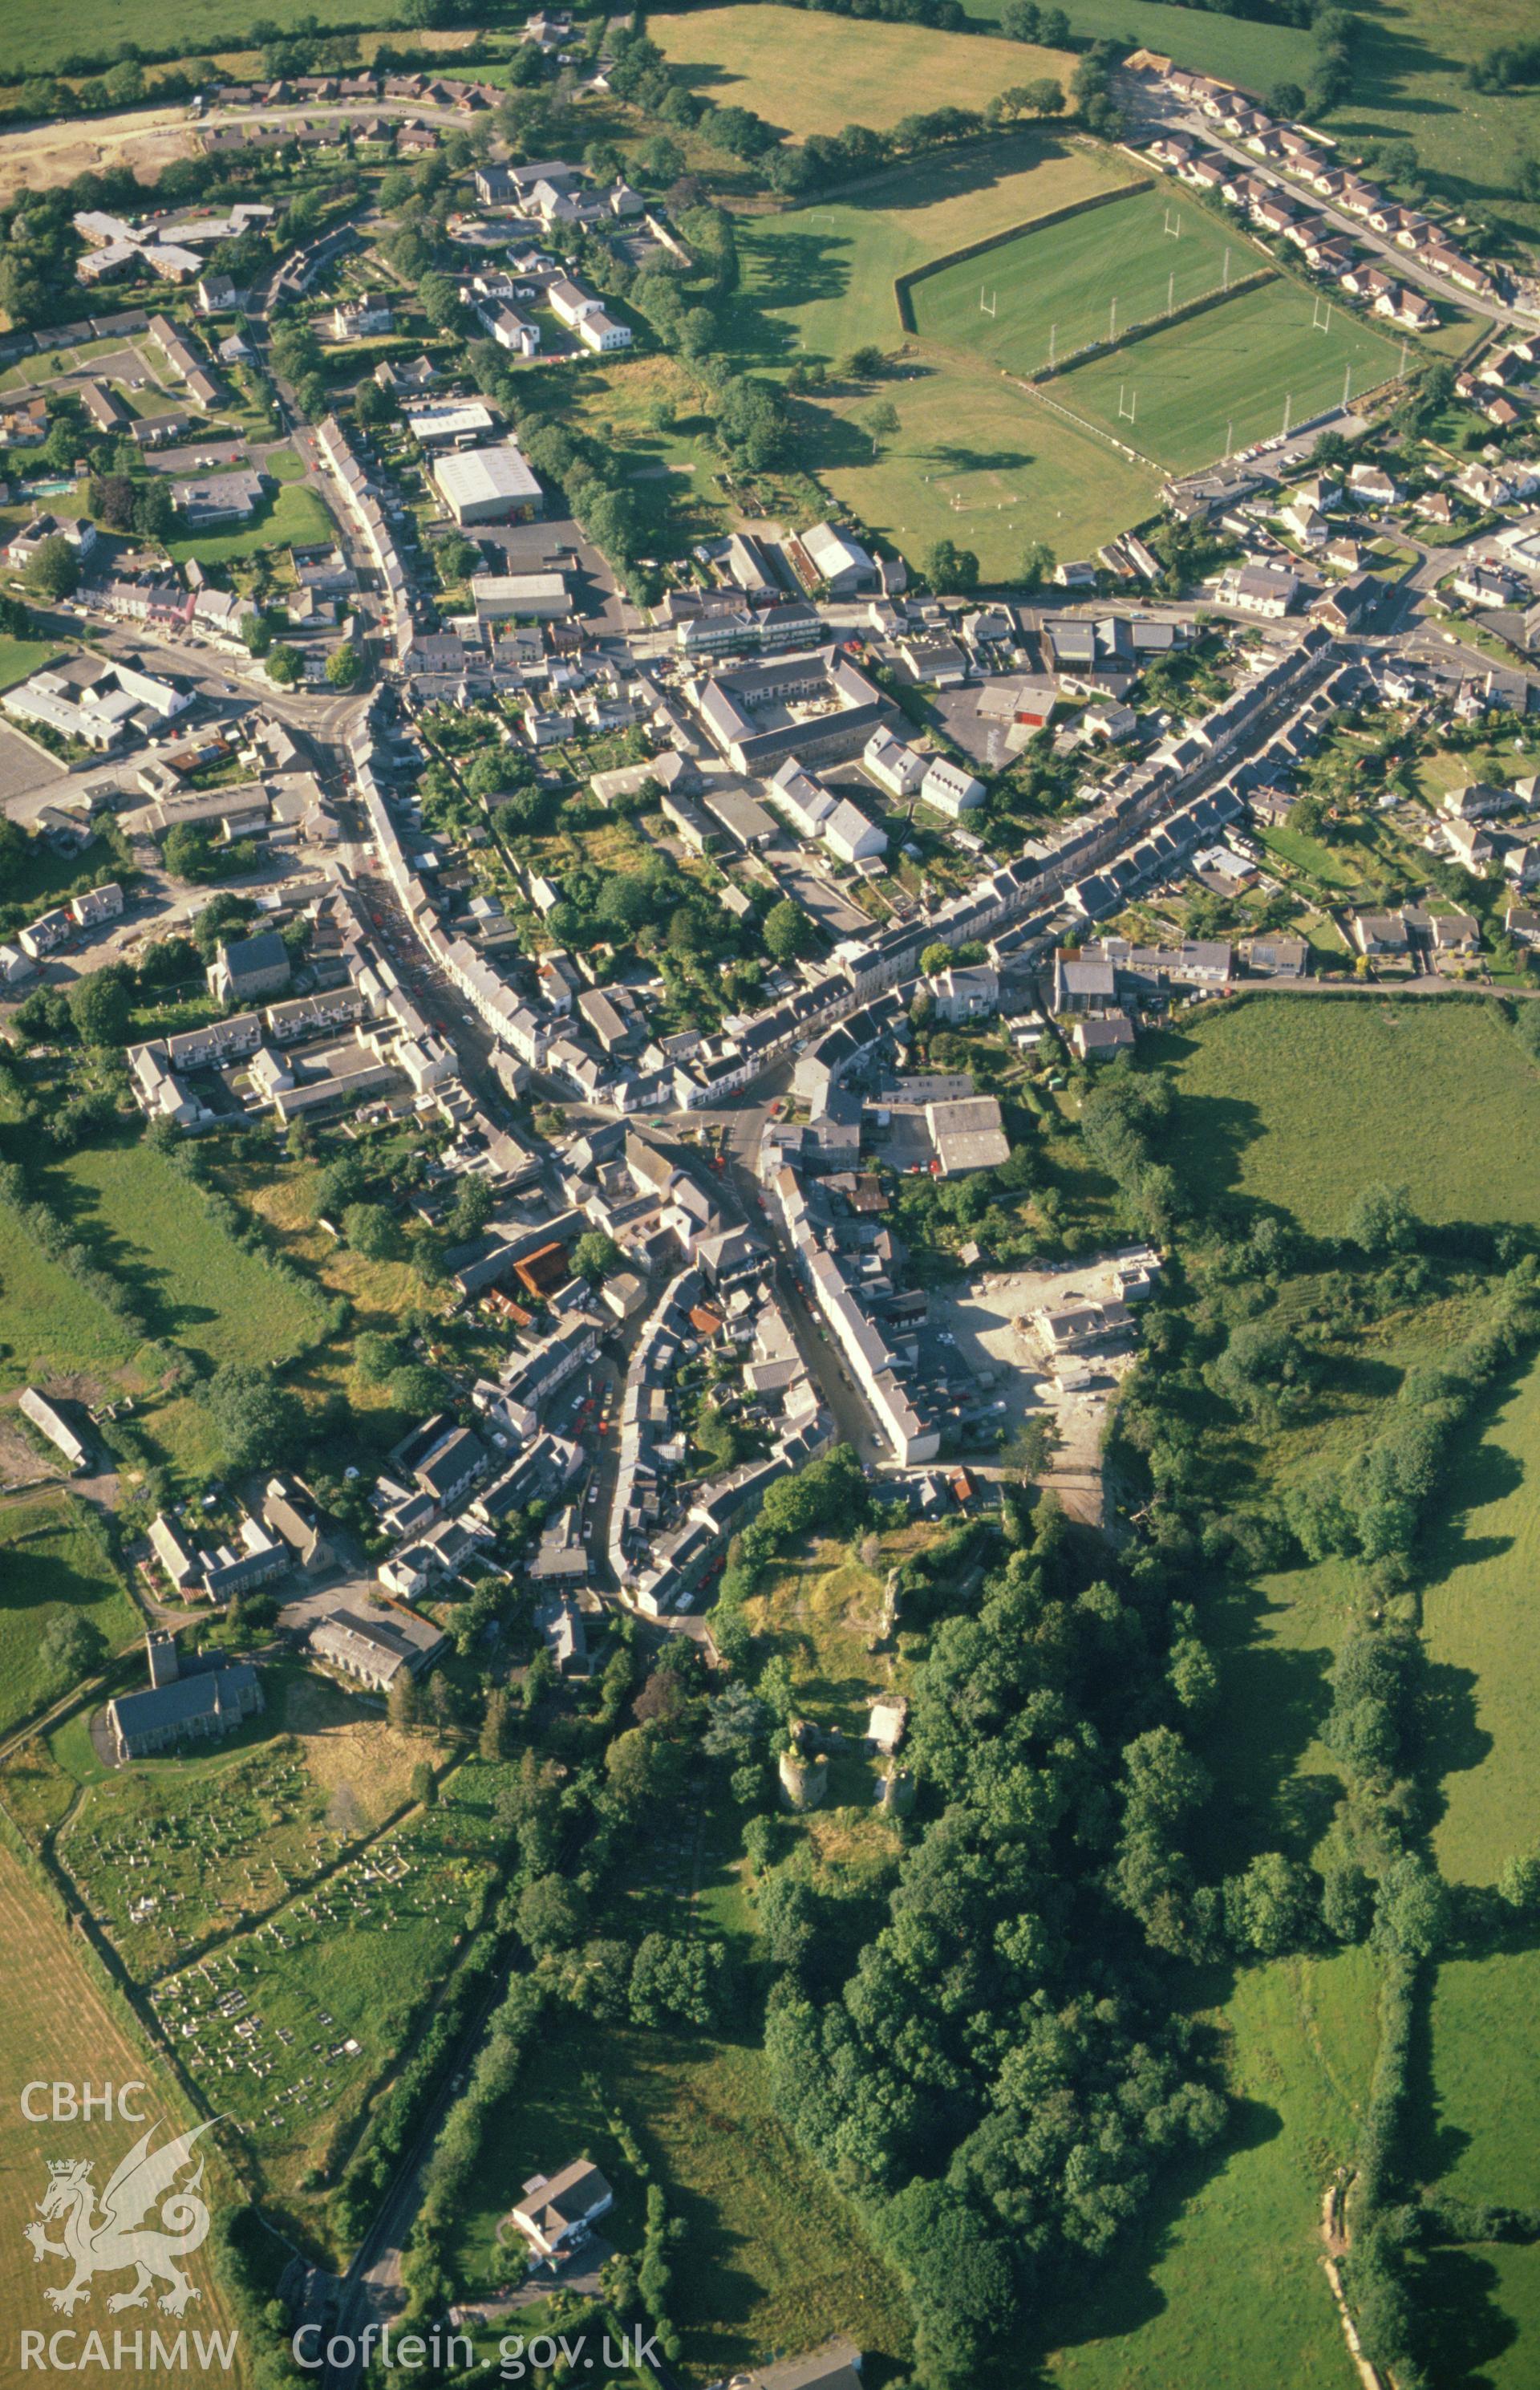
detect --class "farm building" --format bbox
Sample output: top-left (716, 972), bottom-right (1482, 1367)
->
top-left (18, 1387), bottom-right (87, 1471)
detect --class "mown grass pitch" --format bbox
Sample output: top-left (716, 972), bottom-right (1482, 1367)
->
top-left (811, 362), bottom-right (1160, 579)
top-left (912, 183), bottom-right (1247, 374)
top-left (650, 3), bottom-right (1073, 143)
top-left (1051, 277), bottom-right (1407, 471)
top-left (727, 136), bottom-right (1139, 367)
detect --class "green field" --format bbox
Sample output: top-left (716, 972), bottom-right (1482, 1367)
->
top-left (1332, 0), bottom-right (1540, 245)
top-left (166, 478), bottom-right (334, 566)
top-left (1052, 278), bottom-right (1408, 471)
top-left (1158, 998), bottom-right (1540, 1238)
top-left (814, 363), bottom-right (1159, 579)
top-left (51, 1137), bottom-right (324, 1375)
top-left (912, 183), bottom-right (1248, 374)
top-left (1422, 1357), bottom-right (1540, 1887)
top-left (0, 633), bottom-right (61, 692)
top-left (0, 0), bottom-right (403, 74)
top-left (0, 1493), bottom-right (142, 1738)
top-left (731, 136), bottom-right (1141, 367)
top-left (1408, 1353), bottom-right (1540, 2386)
top-left (727, 141), bottom-right (1161, 570)
top-left (0, 1201), bottom-right (141, 1388)
top-left (1048, 1952), bottom-right (1372, 2390)
top-left (969, 0), bottom-right (1315, 91)
top-left (652, 4), bottom-right (1074, 142)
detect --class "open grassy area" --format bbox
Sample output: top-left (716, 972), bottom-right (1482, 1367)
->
top-left (971, 0), bottom-right (1315, 91)
top-left (1052, 277), bottom-right (1408, 473)
top-left (0, 1201), bottom-right (141, 1390)
top-left (651, 4), bottom-right (1074, 141)
top-left (166, 478), bottom-right (334, 567)
top-left (1048, 1950), bottom-right (1373, 2389)
top-left (912, 182), bottom-right (1246, 373)
top-left (0, 0), bottom-right (403, 73)
top-left (454, 2017), bottom-right (913, 2383)
top-left (1331, 0), bottom-right (1540, 245)
top-left (815, 363), bottom-right (1160, 580)
top-left (50, 1136), bottom-right (325, 1376)
top-left (0, 1835), bottom-right (241, 2380)
top-left (1157, 998), bottom-right (1540, 1239)
top-left (1421, 1357), bottom-right (1540, 1888)
top-left (0, 1493), bottom-right (142, 1739)
top-left (732, 135), bottom-right (1141, 367)
top-left (0, 632), bottom-right (60, 691)
top-left (1396, 1353), bottom-right (1540, 2383)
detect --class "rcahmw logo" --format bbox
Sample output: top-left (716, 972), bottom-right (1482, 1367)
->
top-left (18, 2085), bottom-right (240, 2373)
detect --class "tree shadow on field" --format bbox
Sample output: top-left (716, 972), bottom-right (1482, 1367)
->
top-left (831, 126), bottom-right (1078, 221)
top-left (40, 1141), bottom-right (216, 1357)
top-left (1028, 2086), bottom-right (1284, 2379)
top-left (1187, 1576), bottom-right (1340, 1874)
top-left (1400, 1956), bottom-right (1473, 2190)
top-left (1405, 2246), bottom-right (1518, 2390)
top-left (924, 438), bottom-right (1034, 476)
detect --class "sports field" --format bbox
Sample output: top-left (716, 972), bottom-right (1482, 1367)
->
top-left (912, 184), bottom-right (1250, 374)
top-left (650, 4), bottom-right (1074, 143)
top-left (731, 136), bottom-right (1140, 367)
top-left (1052, 278), bottom-right (1407, 472)
top-left (728, 141), bottom-right (1159, 570)
top-left (814, 365), bottom-right (1159, 588)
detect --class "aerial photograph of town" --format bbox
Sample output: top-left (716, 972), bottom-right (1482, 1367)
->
top-left (1, 0), bottom-right (1539, 2381)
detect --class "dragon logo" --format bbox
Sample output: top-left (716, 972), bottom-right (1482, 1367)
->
top-left (23, 2118), bottom-right (217, 2317)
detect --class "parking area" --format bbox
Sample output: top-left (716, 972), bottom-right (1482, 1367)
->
top-left (468, 514), bottom-right (636, 637)
top-left (930, 1257), bottom-right (1143, 1528)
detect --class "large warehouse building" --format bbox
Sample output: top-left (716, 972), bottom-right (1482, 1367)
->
top-left (432, 440), bottom-right (545, 525)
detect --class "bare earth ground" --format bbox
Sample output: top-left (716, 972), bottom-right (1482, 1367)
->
top-left (0, 105), bottom-right (197, 201)
top-left (931, 1258), bottom-right (1138, 1525)
top-left (0, 724), bottom-right (65, 802)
